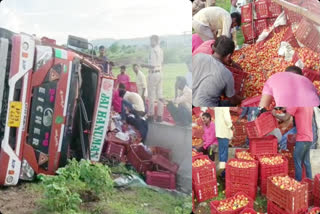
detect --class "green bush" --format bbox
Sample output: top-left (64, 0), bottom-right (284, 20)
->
top-left (38, 159), bottom-right (114, 213)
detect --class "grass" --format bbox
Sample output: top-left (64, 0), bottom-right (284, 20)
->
top-left (112, 63), bottom-right (188, 99)
top-left (193, 176), bottom-right (268, 214)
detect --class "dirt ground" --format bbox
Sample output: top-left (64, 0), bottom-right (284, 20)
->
top-left (0, 183), bottom-right (40, 214)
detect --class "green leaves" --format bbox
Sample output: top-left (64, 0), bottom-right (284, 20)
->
top-left (38, 159), bottom-right (114, 213)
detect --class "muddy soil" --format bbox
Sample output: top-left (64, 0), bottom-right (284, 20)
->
top-left (0, 183), bottom-right (40, 214)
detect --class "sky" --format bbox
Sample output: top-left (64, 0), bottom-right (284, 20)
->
top-left (0, 0), bottom-right (191, 44)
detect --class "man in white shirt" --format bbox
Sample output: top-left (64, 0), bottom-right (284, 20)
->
top-left (141, 35), bottom-right (164, 123)
top-left (214, 107), bottom-right (233, 171)
top-left (119, 83), bottom-right (145, 121)
top-left (133, 64), bottom-right (147, 102)
top-left (192, 7), bottom-right (241, 42)
top-left (118, 83), bottom-right (148, 142)
top-left (167, 77), bottom-right (192, 126)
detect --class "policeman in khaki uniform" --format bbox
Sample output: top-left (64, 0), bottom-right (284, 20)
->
top-left (141, 35), bottom-right (164, 123)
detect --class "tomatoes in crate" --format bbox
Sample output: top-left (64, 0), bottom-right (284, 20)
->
top-left (271, 175), bottom-right (302, 191)
top-left (192, 158), bottom-right (211, 168)
top-left (228, 160), bottom-right (257, 168)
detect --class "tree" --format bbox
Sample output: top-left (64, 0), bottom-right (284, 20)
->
top-left (109, 42), bottom-right (120, 53)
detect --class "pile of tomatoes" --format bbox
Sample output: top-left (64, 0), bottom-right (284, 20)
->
top-left (232, 27), bottom-right (320, 98)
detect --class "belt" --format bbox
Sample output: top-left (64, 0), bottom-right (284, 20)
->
top-left (149, 70), bottom-right (160, 73)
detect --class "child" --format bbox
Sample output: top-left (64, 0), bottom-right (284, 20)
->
top-left (117, 65), bottom-right (130, 89)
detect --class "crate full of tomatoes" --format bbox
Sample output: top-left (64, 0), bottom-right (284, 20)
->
top-left (192, 155), bottom-right (217, 185)
top-left (192, 155), bottom-right (218, 202)
top-left (210, 192), bottom-right (254, 214)
top-left (267, 174), bottom-right (308, 214)
top-left (257, 154), bottom-right (288, 195)
top-left (226, 159), bottom-right (258, 199)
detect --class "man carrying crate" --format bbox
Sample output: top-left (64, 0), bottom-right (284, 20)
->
top-left (272, 107), bottom-right (314, 181)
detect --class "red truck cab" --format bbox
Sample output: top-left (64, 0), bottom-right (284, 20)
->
top-left (0, 30), bottom-right (114, 185)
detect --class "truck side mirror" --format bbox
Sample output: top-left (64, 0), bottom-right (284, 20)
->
top-left (67, 35), bottom-right (89, 49)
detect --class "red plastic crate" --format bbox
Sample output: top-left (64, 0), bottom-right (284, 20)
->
top-left (302, 178), bottom-right (313, 207)
top-left (313, 174), bottom-right (320, 200)
top-left (231, 136), bottom-right (247, 147)
top-left (315, 196), bottom-right (320, 207)
top-left (105, 141), bottom-right (126, 162)
top-left (284, 0), bottom-right (303, 25)
top-left (241, 3), bottom-right (253, 23)
top-left (106, 132), bottom-right (131, 152)
top-left (152, 154), bottom-right (179, 174)
top-left (225, 181), bottom-right (257, 200)
top-left (127, 144), bottom-right (153, 174)
top-left (267, 17), bottom-right (277, 27)
top-left (210, 192), bottom-right (254, 214)
top-left (255, 19), bottom-right (268, 37)
top-left (226, 158), bottom-right (258, 184)
top-left (267, 200), bottom-right (307, 214)
top-left (287, 134), bottom-right (296, 151)
top-left (268, 0), bottom-right (282, 18)
top-left (245, 112), bottom-right (278, 138)
top-left (303, 68), bottom-right (320, 83)
top-left (258, 155), bottom-right (288, 195)
top-left (235, 149), bottom-right (255, 161)
top-left (128, 82), bottom-right (138, 93)
top-left (192, 155), bottom-right (217, 185)
top-left (266, 174), bottom-right (308, 214)
top-left (258, 154), bottom-right (288, 179)
top-left (309, 207), bottom-right (320, 214)
top-left (249, 136), bottom-right (278, 156)
top-left (150, 146), bottom-right (171, 160)
top-left (227, 66), bottom-right (248, 96)
top-left (295, 19), bottom-right (320, 53)
top-left (233, 122), bottom-right (246, 136)
top-left (146, 171), bottom-right (176, 189)
top-left (193, 180), bottom-right (218, 203)
top-left (282, 27), bottom-right (299, 48)
top-left (240, 208), bottom-right (257, 214)
top-left (192, 126), bottom-right (204, 139)
top-left (255, 0), bottom-right (270, 20)
top-left (242, 23), bottom-right (256, 42)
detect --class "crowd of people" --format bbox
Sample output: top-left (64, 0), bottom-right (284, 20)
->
top-left (193, 106), bottom-right (320, 182)
top-left (191, 3), bottom-right (320, 107)
top-left (95, 35), bottom-right (192, 142)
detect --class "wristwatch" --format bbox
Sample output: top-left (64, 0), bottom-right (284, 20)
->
top-left (258, 107), bottom-right (267, 114)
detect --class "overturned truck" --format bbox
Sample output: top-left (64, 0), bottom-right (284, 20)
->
top-left (0, 28), bottom-right (113, 186)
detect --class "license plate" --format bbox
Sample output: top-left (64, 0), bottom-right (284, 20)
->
top-left (8, 101), bottom-right (22, 127)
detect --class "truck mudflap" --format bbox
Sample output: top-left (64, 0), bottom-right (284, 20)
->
top-left (0, 34), bottom-right (35, 186)
top-left (89, 77), bottom-right (114, 161)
